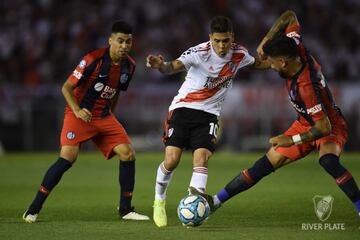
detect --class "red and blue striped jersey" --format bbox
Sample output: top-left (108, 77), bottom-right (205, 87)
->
top-left (285, 24), bottom-right (344, 126)
top-left (66, 48), bottom-right (135, 118)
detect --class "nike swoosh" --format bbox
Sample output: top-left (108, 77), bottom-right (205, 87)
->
top-left (99, 74), bottom-right (108, 78)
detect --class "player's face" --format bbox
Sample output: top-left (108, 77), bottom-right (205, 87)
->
top-left (209, 32), bottom-right (234, 58)
top-left (267, 56), bottom-right (288, 78)
top-left (109, 32), bottom-right (133, 60)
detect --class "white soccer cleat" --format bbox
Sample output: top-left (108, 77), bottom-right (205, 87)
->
top-left (23, 211), bottom-right (38, 223)
top-left (121, 211), bottom-right (150, 220)
top-left (117, 206), bottom-right (149, 220)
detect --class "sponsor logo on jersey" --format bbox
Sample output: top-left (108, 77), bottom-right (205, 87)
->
top-left (120, 73), bottom-right (129, 84)
top-left (290, 100), bottom-right (306, 114)
top-left (66, 131), bottom-right (76, 140)
top-left (94, 82), bottom-right (105, 92)
top-left (99, 74), bottom-right (108, 78)
top-left (307, 104), bottom-right (322, 115)
top-left (204, 76), bottom-right (232, 89)
top-left (79, 60), bottom-right (86, 69)
top-left (73, 70), bottom-right (83, 79)
top-left (100, 85), bottom-right (117, 99)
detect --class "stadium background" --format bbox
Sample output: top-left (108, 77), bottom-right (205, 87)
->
top-left (0, 0), bottom-right (359, 153)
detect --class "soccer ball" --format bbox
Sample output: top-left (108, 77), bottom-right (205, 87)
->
top-left (177, 195), bottom-right (210, 227)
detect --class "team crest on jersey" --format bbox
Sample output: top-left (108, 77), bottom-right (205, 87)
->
top-left (66, 131), bottom-right (76, 140)
top-left (120, 73), bottom-right (129, 84)
top-left (79, 60), bottom-right (86, 69)
top-left (168, 128), bottom-right (174, 137)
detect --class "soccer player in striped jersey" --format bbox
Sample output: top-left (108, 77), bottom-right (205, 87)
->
top-left (23, 21), bottom-right (149, 223)
top-left (146, 16), bottom-right (268, 227)
top-left (192, 10), bottom-right (360, 217)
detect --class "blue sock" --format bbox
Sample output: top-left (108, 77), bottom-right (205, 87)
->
top-left (119, 160), bottom-right (135, 210)
top-left (216, 189), bottom-right (230, 203)
top-left (28, 157), bottom-right (72, 214)
top-left (355, 200), bottom-right (360, 213)
top-left (217, 155), bottom-right (274, 204)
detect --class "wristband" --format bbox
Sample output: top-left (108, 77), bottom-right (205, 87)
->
top-left (291, 134), bottom-right (302, 145)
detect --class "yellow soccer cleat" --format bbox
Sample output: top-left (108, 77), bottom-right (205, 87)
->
top-left (153, 199), bottom-right (167, 227)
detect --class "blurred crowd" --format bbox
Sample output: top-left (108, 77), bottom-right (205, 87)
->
top-left (0, 0), bottom-right (359, 87)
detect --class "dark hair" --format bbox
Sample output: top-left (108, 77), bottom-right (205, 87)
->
top-left (263, 35), bottom-right (299, 58)
top-left (112, 21), bottom-right (133, 34)
top-left (210, 16), bottom-right (233, 33)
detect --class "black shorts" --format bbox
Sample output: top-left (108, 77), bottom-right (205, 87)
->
top-left (162, 108), bottom-right (219, 152)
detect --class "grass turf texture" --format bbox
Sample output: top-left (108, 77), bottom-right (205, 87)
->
top-left (0, 152), bottom-right (359, 240)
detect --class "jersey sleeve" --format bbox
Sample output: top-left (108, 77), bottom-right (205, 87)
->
top-left (67, 53), bottom-right (97, 85)
top-left (177, 47), bottom-right (199, 70)
top-left (299, 81), bottom-right (327, 122)
top-left (285, 24), bottom-right (302, 46)
top-left (237, 52), bottom-right (255, 70)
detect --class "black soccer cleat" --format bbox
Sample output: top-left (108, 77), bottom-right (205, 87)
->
top-left (188, 187), bottom-right (220, 213)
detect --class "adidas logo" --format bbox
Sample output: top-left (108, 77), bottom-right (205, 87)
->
top-left (209, 66), bottom-right (214, 71)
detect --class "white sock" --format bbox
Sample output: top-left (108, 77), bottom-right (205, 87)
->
top-left (189, 167), bottom-right (208, 193)
top-left (213, 195), bottom-right (221, 207)
top-left (155, 162), bottom-right (173, 200)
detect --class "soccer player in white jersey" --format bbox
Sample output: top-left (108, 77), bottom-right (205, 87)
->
top-left (146, 16), bottom-right (268, 227)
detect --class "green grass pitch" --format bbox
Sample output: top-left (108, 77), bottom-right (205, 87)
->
top-left (1, 152), bottom-right (359, 240)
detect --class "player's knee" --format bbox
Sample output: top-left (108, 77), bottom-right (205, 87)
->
top-left (60, 147), bottom-right (79, 163)
top-left (164, 152), bottom-right (181, 171)
top-left (266, 154), bottom-right (284, 169)
top-left (118, 149), bottom-right (136, 161)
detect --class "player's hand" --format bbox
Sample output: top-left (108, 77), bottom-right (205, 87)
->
top-left (269, 134), bottom-right (293, 149)
top-left (256, 39), bottom-right (268, 60)
top-left (146, 54), bottom-right (164, 69)
top-left (74, 108), bottom-right (92, 122)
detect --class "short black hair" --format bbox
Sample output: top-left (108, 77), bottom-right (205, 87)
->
top-left (210, 16), bottom-right (233, 33)
top-left (112, 21), bottom-right (133, 34)
top-left (263, 35), bottom-right (299, 58)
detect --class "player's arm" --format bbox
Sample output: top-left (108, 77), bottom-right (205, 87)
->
top-left (146, 54), bottom-right (186, 75)
top-left (61, 80), bottom-right (92, 122)
top-left (269, 117), bottom-right (331, 148)
top-left (257, 10), bottom-right (299, 58)
top-left (294, 116), bottom-right (332, 144)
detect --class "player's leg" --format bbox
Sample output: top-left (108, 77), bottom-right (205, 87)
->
top-left (203, 121), bottom-right (313, 211)
top-left (190, 148), bottom-right (212, 193)
top-left (209, 148), bottom-right (285, 209)
top-left (113, 143), bottom-right (149, 220)
top-left (153, 109), bottom-right (187, 227)
top-left (153, 146), bottom-right (182, 227)
top-left (188, 116), bottom-right (217, 194)
top-left (318, 142), bottom-right (360, 215)
top-left (23, 146), bottom-right (78, 223)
